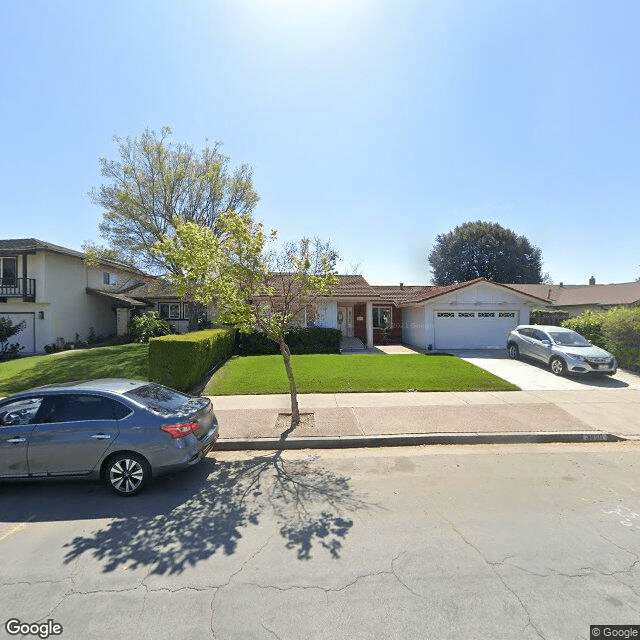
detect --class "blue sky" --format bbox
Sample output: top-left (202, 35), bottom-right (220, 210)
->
top-left (1, 0), bottom-right (638, 285)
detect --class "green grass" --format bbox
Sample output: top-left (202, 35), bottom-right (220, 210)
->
top-left (204, 354), bottom-right (519, 395)
top-left (0, 343), bottom-right (150, 394)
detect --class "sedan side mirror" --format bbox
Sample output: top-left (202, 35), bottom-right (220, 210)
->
top-left (540, 340), bottom-right (551, 347)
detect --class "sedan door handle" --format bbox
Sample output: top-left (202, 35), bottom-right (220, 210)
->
top-left (91, 433), bottom-right (111, 440)
top-left (7, 437), bottom-right (27, 443)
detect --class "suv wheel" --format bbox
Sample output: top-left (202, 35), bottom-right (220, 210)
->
top-left (550, 357), bottom-right (567, 377)
top-left (105, 453), bottom-right (150, 496)
top-left (507, 343), bottom-right (519, 360)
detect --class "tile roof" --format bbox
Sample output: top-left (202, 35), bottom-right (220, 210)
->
top-left (327, 275), bottom-right (380, 298)
top-left (261, 274), bottom-right (380, 299)
top-left (372, 284), bottom-right (450, 305)
top-left (126, 279), bottom-right (181, 299)
top-left (372, 278), bottom-right (549, 305)
top-left (510, 282), bottom-right (640, 307)
top-left (0, 238), bottom-right (146, 274)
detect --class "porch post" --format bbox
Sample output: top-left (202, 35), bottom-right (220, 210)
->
top-left (366, 301), bottom-right (373, 348)
top-left (116, 307), bottom-right (132, 336)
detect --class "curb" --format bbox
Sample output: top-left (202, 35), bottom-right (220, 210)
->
top-left (216, 431), bottom-right (626, 451)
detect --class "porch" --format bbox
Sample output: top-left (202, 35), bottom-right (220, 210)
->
top-left (336, 301), bottom-right (403, 347)
top-left (0, 277), bottom-right (36, 301)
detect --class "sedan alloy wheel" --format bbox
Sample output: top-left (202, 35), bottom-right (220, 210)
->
top-left (106, 454), bottom-right (149, 496)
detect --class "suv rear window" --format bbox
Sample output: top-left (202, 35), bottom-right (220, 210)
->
top-left (124, 384), bottom-right (190, 412)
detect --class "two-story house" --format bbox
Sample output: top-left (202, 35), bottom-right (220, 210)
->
top-left (0, 239), bottom-right (149, 353)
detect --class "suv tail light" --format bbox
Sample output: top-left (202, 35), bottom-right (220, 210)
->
top-left (161, 422), bottom-right (199, 439)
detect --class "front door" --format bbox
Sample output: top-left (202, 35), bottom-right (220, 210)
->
top-left (337, 306), bottom-right (354, 337)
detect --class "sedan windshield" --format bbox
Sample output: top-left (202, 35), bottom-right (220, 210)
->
top-left (547, 331), bottom-right (591, 347)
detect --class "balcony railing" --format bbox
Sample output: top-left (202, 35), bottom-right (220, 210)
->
top-left (0, 278), bottom-right (36, 300)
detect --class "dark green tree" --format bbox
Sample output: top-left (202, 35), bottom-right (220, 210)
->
top-left (428, 221), bottom-right (543, 285)
top-left (0, 317), bottom-right (25, 360)
top-left (89, 126), bottom-right (259, 274)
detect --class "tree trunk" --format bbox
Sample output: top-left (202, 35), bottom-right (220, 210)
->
top-left (278, 336), bottom-right (300, 425)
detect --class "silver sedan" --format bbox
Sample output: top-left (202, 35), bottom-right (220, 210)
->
top-left (507, 325), bottom-right (618, 376)
top-left (0, 379), bottom-right (219, 495)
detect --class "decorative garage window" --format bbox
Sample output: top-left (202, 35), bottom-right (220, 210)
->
top-left (478, 312), bottom-right (496, 318)
top-left (499, 312), bottom-right (516, 318)
top-left (373, 307), bottom-right (392, 329)
top-left (458, 312), bottom-right (475, 318)
top-left (159, 303), bottom-right (182, 319)
top-left (436, 312), bottom-right (454, 318)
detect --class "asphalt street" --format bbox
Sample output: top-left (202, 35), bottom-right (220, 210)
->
top-left (2, 443), bottom-right (640, 640)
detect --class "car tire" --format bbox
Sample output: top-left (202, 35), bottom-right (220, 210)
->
top-left (550, 357), bottom-right (567, 377)
top-left (507, 343), bottom-right (519, 360)
top-left (105, 453), bottom-right (150, 497)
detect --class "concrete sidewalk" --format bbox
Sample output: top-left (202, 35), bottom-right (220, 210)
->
top-left (211, 388), bottom-right (640, 450)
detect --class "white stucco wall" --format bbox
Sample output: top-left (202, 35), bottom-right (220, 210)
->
top-left (402, 306), bottom-right (427, 349)
top-left (40, 252), bottom-right (117, 347)
top-left (404, 283), bottom-right (534, 350)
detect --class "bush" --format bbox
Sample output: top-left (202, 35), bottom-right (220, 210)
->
top-left (601, 307), bottom-right (640, 372)
top-left (149, 328), bottom-right (236, 392)
top-left (235, 327), bottom-right (342, 356)
top-left (128, 311), bottom-right (174, 343)
top-left (530, 308), bottom-right (570, 326)
top-left (0, 317), bottom-right (25, 361)
top-left (562, 311), bottom-right (606, 348)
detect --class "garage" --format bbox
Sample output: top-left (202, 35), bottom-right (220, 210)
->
top-left (1, 312), bottom-right (35, 354)
top-left (434, 310), bottom-right (519, 349)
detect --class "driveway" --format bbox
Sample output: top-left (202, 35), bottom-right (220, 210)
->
top-left (451, 349), bottom-right (640, 391)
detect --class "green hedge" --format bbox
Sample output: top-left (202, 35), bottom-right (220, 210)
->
top-left (562, 307), bottom-right (640, 372)
top-left (149, 328), bottom-right (236, 392)
top-left (236, 327), bottom-right (342, 356)
top-left (601, 307), bottom-right (640, 372)
top-left (562, 311), bottom-right (606, 348)
top-left (530, 308), bottom-right (570, 326)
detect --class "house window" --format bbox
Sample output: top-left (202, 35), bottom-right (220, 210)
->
top-left (373, 307), bottom-right (392, 330)
top-left (159, 303), bottom-right (181, 319)
top-left (103, 272), bottom-right (118, 286)
top-left (458, 312), bottom-right (475, 318)
top-left (0, 257), bottom-right (17, 286)
top-left (436, 312), bottom-right (454, 318)
top-left (499, 312), bottom-right (516, 318)
top-left (478, 312), bottom-right (496, 318)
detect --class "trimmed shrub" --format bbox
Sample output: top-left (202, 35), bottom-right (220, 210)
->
top-left (601, 307), bottom-right (640, 372)
top-left (236, 327), bottom-right (342, 356)
top-left (562, 311), bottom-right (606, 348)
top-left (149, 328), bottom-right (236, 392)
top-left (530, 308), bottom-right (570, 326)
top-left (128, 311), bottom-right (174, 343)
top-left (286, 327), bottom-right (342, 354)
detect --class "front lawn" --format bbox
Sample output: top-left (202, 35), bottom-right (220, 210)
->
top-left (0, 343), bottom-right (150, 394)
top-left (204, 354), bottom-right (519, 395)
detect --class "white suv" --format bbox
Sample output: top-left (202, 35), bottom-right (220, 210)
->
top-left (506, 325), bottom-right (617, 376)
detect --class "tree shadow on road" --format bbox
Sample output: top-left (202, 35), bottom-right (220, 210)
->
top-left (61, 451), bottom-right (374, 574)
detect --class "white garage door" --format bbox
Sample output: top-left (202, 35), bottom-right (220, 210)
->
top-left (1, 313), bottom-right (35, 354)
top-left (434, 310), bottom-right (519, 349)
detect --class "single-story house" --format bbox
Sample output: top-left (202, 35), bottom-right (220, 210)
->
top-left (509, 276), bottom-right (640, 317)
top-left (123, 280), bottom-right (210, 334)
top-left (310, 276), bottom-right (549, 350)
